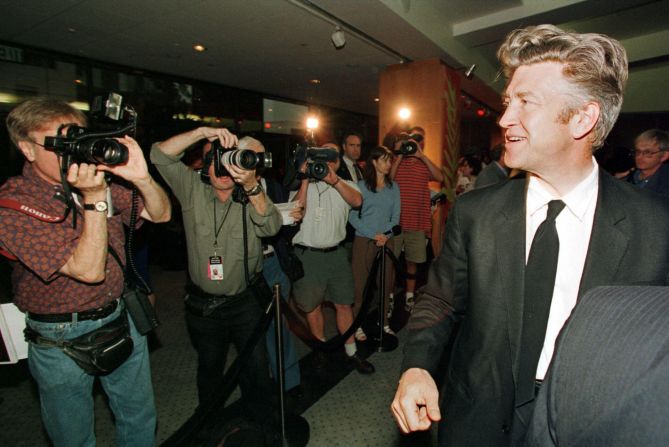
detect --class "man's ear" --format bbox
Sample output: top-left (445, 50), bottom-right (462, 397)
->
top-left (17, 140), bottom-right (36, 162)
top-left (660, 150), bottom-right (669, 163)
top-left (571, 102), bottom-right (600, 140)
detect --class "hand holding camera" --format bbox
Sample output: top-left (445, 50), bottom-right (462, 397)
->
top-left (67, 163), bottom-right (107, 198)
top-left (97, 135), bottom-right (151, 184)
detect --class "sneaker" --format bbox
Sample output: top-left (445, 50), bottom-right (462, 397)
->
top-left (384, 325), bottom-right (396, 336)
top-left (348, 352), bottom-right (375, 374)
top-left (405, 295), bottom-right (415, 312)
top-left (354, 327), bottom-right (367, 342)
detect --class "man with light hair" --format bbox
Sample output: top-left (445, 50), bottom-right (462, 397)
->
top-left (392, 24), bottom-right (669, 446)
top-left (626, 128), bottom-right (669, 198)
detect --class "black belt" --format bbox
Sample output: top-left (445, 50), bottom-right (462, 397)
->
top-left (186, 283), bottom-right (232, 301)
top-left (264, 251), bottom-right (275, 259)
top-left (28, 300), bottom-right (119, 323)
top-left (295, 244), bottom-right (339, 253)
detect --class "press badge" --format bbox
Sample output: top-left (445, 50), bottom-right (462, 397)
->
top-left (208, 256), bottom-right (224, 280)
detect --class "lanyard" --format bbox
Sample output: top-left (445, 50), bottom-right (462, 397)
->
top-left (213, 199), bottom-right (233, 249)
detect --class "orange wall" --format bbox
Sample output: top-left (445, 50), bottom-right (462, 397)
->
top-left (378, 58), bottom-right (461, 254)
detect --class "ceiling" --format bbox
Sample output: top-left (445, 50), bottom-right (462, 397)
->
top-left (1, 0), bottom-right (668, 116)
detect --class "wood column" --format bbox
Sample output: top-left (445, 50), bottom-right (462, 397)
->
top-left (378, 58), bottom-right (461, 255)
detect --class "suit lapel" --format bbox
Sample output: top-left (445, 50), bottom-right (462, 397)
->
top-left (579, 171), bottom-right (630, 298)
top-left (495, 179), bottom-right (528, 378)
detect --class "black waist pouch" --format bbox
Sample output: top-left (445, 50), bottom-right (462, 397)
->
top-left (26, 312), bottom-right (134, 376)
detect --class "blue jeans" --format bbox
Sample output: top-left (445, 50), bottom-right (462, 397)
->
top-left (262, 254), bottom-right (301, 390)
top-left (27, 304), bottom-right (156, 447)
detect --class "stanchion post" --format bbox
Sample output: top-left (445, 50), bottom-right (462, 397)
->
top-left (376, 245), bottom-right (386, 352)
top-left (273, 283), bottom-right (288, 446)
top-left (369, 245), bottom-right (399, 352)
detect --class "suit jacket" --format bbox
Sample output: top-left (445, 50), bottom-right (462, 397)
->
top-left (525, 285), bottom-right (669, 447)
top-left (474, 161), bottom-right (509, 189)
top-left (336, 162), bottom-right (354, 182)
top-left (336, 160), bottom-right (360, 243)
top-left (401, 171), bottom-right (669, 446)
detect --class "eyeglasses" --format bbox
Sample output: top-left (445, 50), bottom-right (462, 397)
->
top-left (631, 149), bottom-right (665, 157)
top-left (27, 138), bottom-right (46, 148)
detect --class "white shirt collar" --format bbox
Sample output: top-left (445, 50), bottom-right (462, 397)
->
top-left (527, 157), bottom-right (599, 222)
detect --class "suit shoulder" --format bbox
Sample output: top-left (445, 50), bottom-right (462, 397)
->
top-left (455, 176), bottom-right (524, 209)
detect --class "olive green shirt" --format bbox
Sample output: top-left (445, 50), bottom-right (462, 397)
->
top-left (151, 144), bottom-right (281, 295)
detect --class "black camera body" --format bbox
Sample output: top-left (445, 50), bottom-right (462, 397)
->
top-left (397, 133), bottom-right (424, 156)
top-left (291, 145), bottom-right (339, 181)
top-left (209, 140), bottom-right (272, 178)
top-left (44, 125), bottom-right (129, 166)
top-left (43, 93), bottom-right (134, 166)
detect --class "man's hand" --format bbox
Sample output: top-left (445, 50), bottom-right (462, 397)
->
top-left (227, 164), bottom-right (257, 189)
top-left (374, 233), bottom-right (390, 247)
top-left (98, 135), bottom-right (149, 183)
top-left (68, 162), bottom-right (107, 201)
top-left (391, 368), bottom-right (442, 433)
top-left (200, 127), bottom-right (238, 148)
top-left (290, 200), bottom-right (305, 223)
top-left (323, 164), bottom-right (340, 186)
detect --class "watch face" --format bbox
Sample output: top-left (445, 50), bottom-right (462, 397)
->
top-left (95, 201), bottom-right (108, 212)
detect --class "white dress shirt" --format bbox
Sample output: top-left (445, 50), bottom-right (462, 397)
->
top-left (525, 158), bottom-right (599, 380)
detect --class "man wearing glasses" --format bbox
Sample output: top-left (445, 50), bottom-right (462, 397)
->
top-left (627, 129), bottom-right (669, 197)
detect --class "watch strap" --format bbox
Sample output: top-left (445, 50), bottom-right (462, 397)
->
top-left (244, 183), bottom-right (263, 197)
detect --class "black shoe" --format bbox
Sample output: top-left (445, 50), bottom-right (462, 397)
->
top-left (348, 352), bottom-right (375, 374)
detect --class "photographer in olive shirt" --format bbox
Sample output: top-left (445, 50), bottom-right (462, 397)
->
top-left (150, 127), bottom-right (281, 421)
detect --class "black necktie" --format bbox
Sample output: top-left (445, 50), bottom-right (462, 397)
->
top-left (517, 199), bottom-right (566, 405)
top-left (354, 164), bottom-right (362, 182)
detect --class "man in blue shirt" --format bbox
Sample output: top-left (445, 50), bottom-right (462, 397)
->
top-left (626, 129), bottom-right (669, 198)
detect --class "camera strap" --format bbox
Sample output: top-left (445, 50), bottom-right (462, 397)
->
top-left (0, 197), bottom-right (69, 261)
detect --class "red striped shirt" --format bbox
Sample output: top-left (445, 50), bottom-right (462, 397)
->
top-left (395, 157), bottom-right (432, 233)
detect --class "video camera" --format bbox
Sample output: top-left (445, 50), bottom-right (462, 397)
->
top-left (396, 132), bottom-right (424, 156)
top-left (290, 145), bottom-right (339, 181)
top-left (208, 140), bottom-right (273, 178)
top-left (43, 93), bottom-right (135, 167)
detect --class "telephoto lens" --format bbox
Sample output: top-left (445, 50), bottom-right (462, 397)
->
top-left (78, 138), bottom-right (129, 165)
top-left (221, 149), bottom-right (272, 170)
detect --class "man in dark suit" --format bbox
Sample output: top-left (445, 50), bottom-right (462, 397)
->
top-left (474, 143), bottom-right (509, 189)
top-left (391, 24), bottom-right (669, 446)
top-left (336, 131), bottom-right (363, 183)
top-left (525, 286), bottom-right (669, 447)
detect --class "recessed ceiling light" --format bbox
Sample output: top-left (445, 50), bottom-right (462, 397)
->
top-left (193, 44), bottom-right (207, 52)
top-left (67, 27), bottom-right (77, 33)
top-left (74, 79), bottom-right (83, 85)
top-left (373, 97), bottom-right (379, 102)
top-left (309, 79), bottom-right (321, 84)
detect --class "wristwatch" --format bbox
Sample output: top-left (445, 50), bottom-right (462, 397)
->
top-left (244, 183), bottom-right (264, 197)
top-left (83, 201), bottom-right (108, 213)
